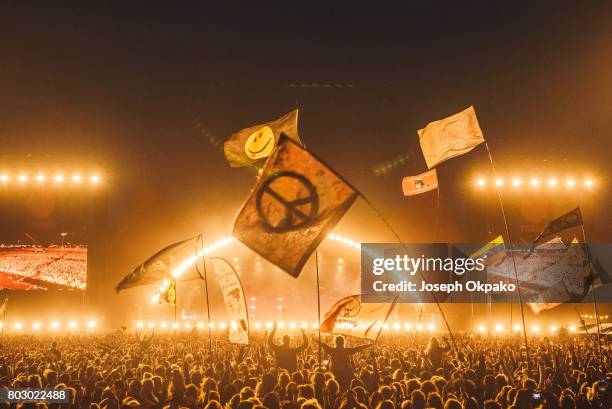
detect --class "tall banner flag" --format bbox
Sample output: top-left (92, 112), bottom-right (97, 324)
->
top-left (210, 257), bottom-right (249, 345)
top-left (233, 135), bottom-right (358, 277)
top-left (320, 294), bottom-right (397, 341)
top-left (116, 236), bottom-right (202, 292)
top-left (418, 106), bottom-right (485, 169)
top-left (224, 109), bottom-right (301, 167)
top-left (402, 169), bottom-right (438, 196)
top-left (528, 207), bottom-right (583, 256)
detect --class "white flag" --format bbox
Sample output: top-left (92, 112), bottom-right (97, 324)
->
top-left (418, 106), bottom-right (485, 169)
top-left (210, 257), bottom-right (249, 344)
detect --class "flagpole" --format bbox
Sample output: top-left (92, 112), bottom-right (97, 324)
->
top-left (174, 282), bottom-right (178, 336)
top-left (483, 142), bottom-right (531, 371)
top-left (358, 194), bottom-right (458, 355)
top-left (315, 251), bottom-right (322, 367)
top-left (579, 224), bottom-right (602, 353)
top-left (199, 236), bottom-right (214, 367)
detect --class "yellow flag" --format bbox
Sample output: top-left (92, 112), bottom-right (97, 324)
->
top-left (224, 109), bottom-right (301, 167)
top-left (418, 106), bottom-right (485, 169)
top-left (233, 135), bottom-right (358, 277)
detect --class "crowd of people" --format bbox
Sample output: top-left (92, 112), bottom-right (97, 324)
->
top-left (0, 247), bottom-right (86, 289)
top-left (0, 328), bottom-right (608, 409)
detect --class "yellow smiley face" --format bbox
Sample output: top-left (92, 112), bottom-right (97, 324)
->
top-left (244, 126), bottom-right (275, 159)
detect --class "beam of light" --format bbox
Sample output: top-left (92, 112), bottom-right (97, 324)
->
top-left (148, 322), bottom-right (155, 329)
top-left (494, 178), bottom-right (504, 187)
top-left (566, 179), bottom-right (575, 188)
top-left (569, 325), bottom-right (576, 332)
top-left (17, 174), bottom-right (28, 183)
top-left (548, 178), bottom-right (557, 187)
top-left (50, 321), bottom-right (60, 330)
top-left (160, 322), bottom-right (168, 329)
top-left (196, 322), bottom-right (204, 329)
top-left (69, 320), bottom-right (78, 329)
top-left (427, 323), bottom-right (435, 332)
top-left (477, 324), bottom-right (486, 333)
top-left (531, 324), bottom-right (540, 333)
top-left (404, 323), bottom-right (412, 331)
top-left (415, 323), bottom-right (423, 332)
top-left (136, 321), bottom-right (144, 328)
top-left (549, 325), bottom-right (557, 333)
top-left (494, 324), bottom-right (504, 333)
top-left (54, 174), bottom-right (65, 183)
top-left (90, 175), bottom-right (100, 184)
top-left (0, 174), bottom-right (9, 183)
top-left (14, 322), bottom-right (23, 330)
top-left (35, 174), bottom-right (46, 183)
top-left (32, 322), bottom-right (41, 330)
top-left (72, 174), bottom-right (82, 184)
top-left (87, 320), bottom-right (96, 329)
top-left (513, 324), bottom-right (521, 332)
top-left (530, 178), bottom-right (539, 187)
top-left (172, 322), bottom-right (180, 329)
top-left (512, 178), bottom-right (521, 187)
top-left (584, 179), bottom-right (593, 188)
top-left (476, 178), bottom-right (486, 187)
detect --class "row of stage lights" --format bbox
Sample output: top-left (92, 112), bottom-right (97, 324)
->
top-left (475, 177), bottom-right (595, 189)
top-left (134, 320), bottom-right (438, 332)
top-left (0, 320), bottom-right (97, 332)
top-left (474, 320), bottom-right (607, 335)
top-left (0, 172), bottom-right (102, 186)
top-left (152, 233), bottom-right (361, 303)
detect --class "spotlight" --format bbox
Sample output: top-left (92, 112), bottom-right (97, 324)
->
top-left (266, 322), bottom-right (273, 329)
top-left (90, 175), bottom-right (100, 184)
top-left (50, 321), bottom-right (60, 330)
top-left (513, 324), bottom-right (521, 332)
top-left (87, 320), bottom-right (96, 329)
top-left (14, 322), bottom-right (23, 330)
top-left (311, 322), bottom-right (319, 329)
top-left (219, 322), bottom-right (227, 329)
top-left (136, 321), bottom-right (144, 329)
top-left (548, 178), bottom-right (558, 187)
top-left (54, 174), bottom-right (65, 183)
top-left (196, 322), bottom-right (204, 329)
top-left (531, 325), bottom-right (540, 333)
top-left (35, 174), bottom-right (46, 183)
top-left (427, 323), bottom-right (435, 332)
top-left (0, 174), bottom-right (9, 183)
top-left (382, 323), bottom-right (389, 331)
top-left (172, 322), bottom-right (180, 329)
top-left (569, 325), bottom-right (576, 332)
top-left (530, 178), bottom-right (539, 187)
top-left (69, 321), bottom-right (78, 329)
top-left (277, 322), bottom-right (285, 329)
top-left (72, 174), bottom-right (82, 184)
top-left (477, 324), bottom-right (486, 333)
top-left (416, 323), bottom-right (423, 332)
top-left (404, 323), bottom-right (413, 331)
top-left (584, 179), bottom-right (593, 188)
top-left (33, 322), bottom-right (41, 330)
top-left (512, 178), bottom-right (521, 187)
top-left (566, 179), bottom-right (575, 188)
top-left (289, 322), bottom-right (296, 329)
top-left (148, 322), bottom-right (155, 329)
top-left (300, 322), bottom-right (308, 329)
top-left (494, 324), bottom-right (504, 333)
top-left (476, 178), bottom-right (486, 187)
top-left (549, 325), bottom-right (557, 333)
top-left (393, 322), bottom-right (401, 330)
top-left (254, 322), bottom-right (262, 329)
top-left (184, 323), bottom-right (192, 329)
top-left (160, 322), bottom-right (168, 329)
top-left (17, 174), bottom-right (28, 183)
top-left (494, 178), bottom-right (504, 187)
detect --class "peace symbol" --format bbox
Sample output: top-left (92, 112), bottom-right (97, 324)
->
top-left (256, 171), bottom-right (319, 233)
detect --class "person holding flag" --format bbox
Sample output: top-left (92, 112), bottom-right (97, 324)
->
top-left (267, 322), bottom-right (308, 373)
top-left (313, 335), bottom-right (373, 391)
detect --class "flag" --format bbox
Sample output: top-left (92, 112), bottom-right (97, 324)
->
top-left (162, 281), bottom-right (176, 305)
top-left (320, 294), bottom-right (397, 341)
top-left (470, 235), bottom-right (504, 260)
top-left (210, 257), bottom-right (249, 344)
top-left (233, 135), bottom-right (358, 277)
top-left (418, 106), bottom-right (485, 169)
top-left (528, 207), bottom-right (583, 256)
top-left (224, 109), bottom-right (301, 167)
top-left (0, 298), bottom-right (7, 316)
top-left (116, 235), bottom-right (202, 293)
top-left (402, 169), bottom-right (438, 196)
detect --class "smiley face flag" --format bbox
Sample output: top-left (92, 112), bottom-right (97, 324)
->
top-left (233, 135), bottom-right (358, 277)
top-left (224, 109), bottom-right (301, 167)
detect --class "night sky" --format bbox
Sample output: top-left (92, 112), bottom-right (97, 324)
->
top-left (1, 2), bottom-right (611, 323)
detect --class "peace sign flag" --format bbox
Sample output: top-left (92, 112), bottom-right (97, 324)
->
top-left (233, 135), bottom-right (358, 277)
top-left (527, 207), bottom-right (583, 257)
top-left (224, 109), bottom-right (301, 167)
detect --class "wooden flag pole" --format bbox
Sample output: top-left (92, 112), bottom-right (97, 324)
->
top-left (315, 251), bottom-right (322, 367)
top-left (483, 142), bottom-right (531, 371)
top-left (579, 224), bottom-right (602, 353)
top-left (358, 194), bottom-right (458, 355)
